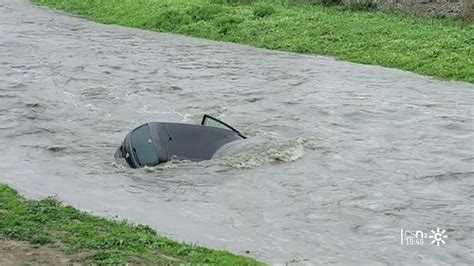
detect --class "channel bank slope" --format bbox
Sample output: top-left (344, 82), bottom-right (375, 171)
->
top-left (0, 0), bottom-right (473, 264)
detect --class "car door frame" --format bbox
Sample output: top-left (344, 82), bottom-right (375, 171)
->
top-left (201, 114), bottom-right (247, 139)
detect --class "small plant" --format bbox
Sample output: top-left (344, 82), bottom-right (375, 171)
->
top-left (346, 0), bottom-right (377, 10)
top-left (153, 9), bottom-right (192, 31)
top-left (321, 0), bottom-right (342, 6)
top-left (187, 4), bottom-right (226, 21)
top-left (253, 3), bottom-right (277, 18)
top-left (210, 0), bottom-right (255, 4)
top-left (215, 15), bottom-right (244, 35)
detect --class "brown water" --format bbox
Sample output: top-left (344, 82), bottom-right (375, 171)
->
top-left (1, 0), bottom-right (473, 264)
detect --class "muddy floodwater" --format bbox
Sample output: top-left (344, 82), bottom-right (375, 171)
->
top-left (1, 0), bottom-right (473, 264)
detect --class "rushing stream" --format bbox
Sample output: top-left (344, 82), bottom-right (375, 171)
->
top-left (1, 0), bottom-right (473, 264)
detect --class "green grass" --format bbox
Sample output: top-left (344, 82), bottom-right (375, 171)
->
top-left (0, 184), bottom-right (262, 264)
top-left (32, 0), bottom-right (473, 83)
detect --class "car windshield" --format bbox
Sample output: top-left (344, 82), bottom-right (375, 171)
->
top-left (130, 124), bottom-right (158, 167)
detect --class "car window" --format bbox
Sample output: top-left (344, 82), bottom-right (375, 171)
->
top-left (201, 115), bottom-right (246, 139)
top-left (201, 115), bottom-right (233, 131)
top-left (130, 124), bottom-right (158, 166)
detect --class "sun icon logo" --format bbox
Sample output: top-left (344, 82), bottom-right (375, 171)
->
top-left (428, 227), bottom-right (448, 246)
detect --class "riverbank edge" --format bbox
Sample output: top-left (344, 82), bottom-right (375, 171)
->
top-left (0, 184), bottom-right (262, 265)
top-left (31, 0), bottom-right (473, 83)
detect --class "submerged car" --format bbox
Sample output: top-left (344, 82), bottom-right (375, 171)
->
top-left (115, 115), bottom-right (246, 168)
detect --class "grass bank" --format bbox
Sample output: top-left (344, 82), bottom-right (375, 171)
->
top-left (32, 0), bottom-right (473, 83)
top-left (0, 184), bottom-right (261, 264)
